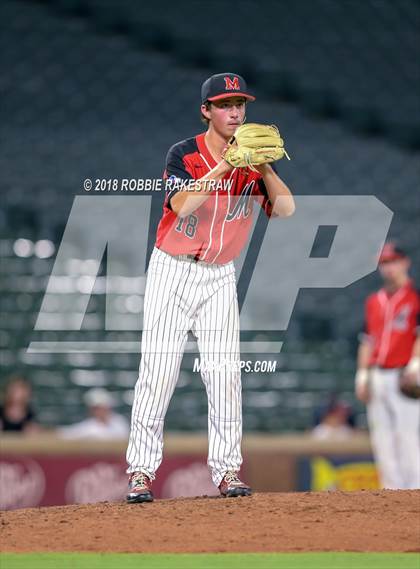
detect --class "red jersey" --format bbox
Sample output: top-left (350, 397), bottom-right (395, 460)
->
top-left (365, 280), bottom-right (419, 368)
top-left (155, 132), bottom-right (274, 264)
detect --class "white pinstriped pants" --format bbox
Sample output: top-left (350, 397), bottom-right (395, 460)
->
top-left (126, 246), bottom-right (242, 487)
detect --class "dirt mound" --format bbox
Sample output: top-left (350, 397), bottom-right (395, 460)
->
top-left (1, 491), bottom-right (419, 553)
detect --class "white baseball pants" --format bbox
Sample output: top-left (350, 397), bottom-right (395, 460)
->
top-left (367, 367), bottom-right (420, 489)
top-left (126, 246), bottom-right (242, 487)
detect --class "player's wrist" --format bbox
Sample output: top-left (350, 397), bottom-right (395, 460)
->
top-left (355, 368), bottom-right (369, 388)
top-left (219, 159), bottom-right (234, 174)
top-left (255, 163), bottom-right (272, 176)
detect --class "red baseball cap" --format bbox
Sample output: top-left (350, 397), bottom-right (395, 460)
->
top-left (201, 73), bottom-right (256, 104)
top-left (378, 242), bottom-right (408, 264)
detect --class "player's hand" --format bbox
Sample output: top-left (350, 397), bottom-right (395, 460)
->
top-left (401, 357), bottom-right (420, 387)
top-left (219, 159), bottom-right (234, 174)
top-left (400, 368), bottom-right (419, 388)
top-left (355, 369), bottom-right (370, 404)
top-left (220, 146), bottom-right (235, 172)
top-left (355, 382), bottom-right (370, 404)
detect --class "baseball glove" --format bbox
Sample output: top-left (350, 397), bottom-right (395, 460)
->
top-left (223, 123), bottom-right (290, 172)
top-left (399, 370), bottom-right (420, 400)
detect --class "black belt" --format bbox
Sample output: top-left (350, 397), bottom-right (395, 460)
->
top-left (164, 249), bottom-right (227, 267)
top-left (179, 253), bottom-right (201, 262)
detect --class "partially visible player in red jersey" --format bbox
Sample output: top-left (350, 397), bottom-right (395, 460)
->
top-left (355, 242), bottom-right (420, 489)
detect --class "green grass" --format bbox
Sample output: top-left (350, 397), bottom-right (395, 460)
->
top-left (1, 552), bottom-right (419, 569)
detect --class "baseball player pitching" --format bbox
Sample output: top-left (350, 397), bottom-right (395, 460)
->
top-left (355, 242), bottom-right (420, 489)
top-left (126, 72), bottom-right (295, 502)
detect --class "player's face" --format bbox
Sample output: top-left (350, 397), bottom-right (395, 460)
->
top-left (205, 97), bottom-right (246, 138)
top-left (6, 381), bottom-right (31, 405)
top-left (378, 258), bottom-right (410, 284)
top-left (91, 405), bottom-right (111, 421)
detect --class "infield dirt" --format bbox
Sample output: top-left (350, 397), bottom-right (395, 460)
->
top-left (1, 491), bottom-right (419, 553)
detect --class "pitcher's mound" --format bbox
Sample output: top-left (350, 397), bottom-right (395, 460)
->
top-left (1, 491), bottom-right (419, 553)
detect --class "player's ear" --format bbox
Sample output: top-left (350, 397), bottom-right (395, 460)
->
top-left (242, 100), bottom-right (247, 124)
top-left (201, 102), bottom-right (211, 121)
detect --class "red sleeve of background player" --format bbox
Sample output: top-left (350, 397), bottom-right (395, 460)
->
top-left (162, 143), bottom-right (195, 211)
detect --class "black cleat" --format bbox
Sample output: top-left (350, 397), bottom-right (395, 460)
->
top-left (126, 472), bottom-right (154, 503)
top-left (219, 471), bottom-right (252, 497)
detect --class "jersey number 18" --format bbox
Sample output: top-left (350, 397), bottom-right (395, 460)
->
top-left (175, 214), bottom-right (198, 239)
